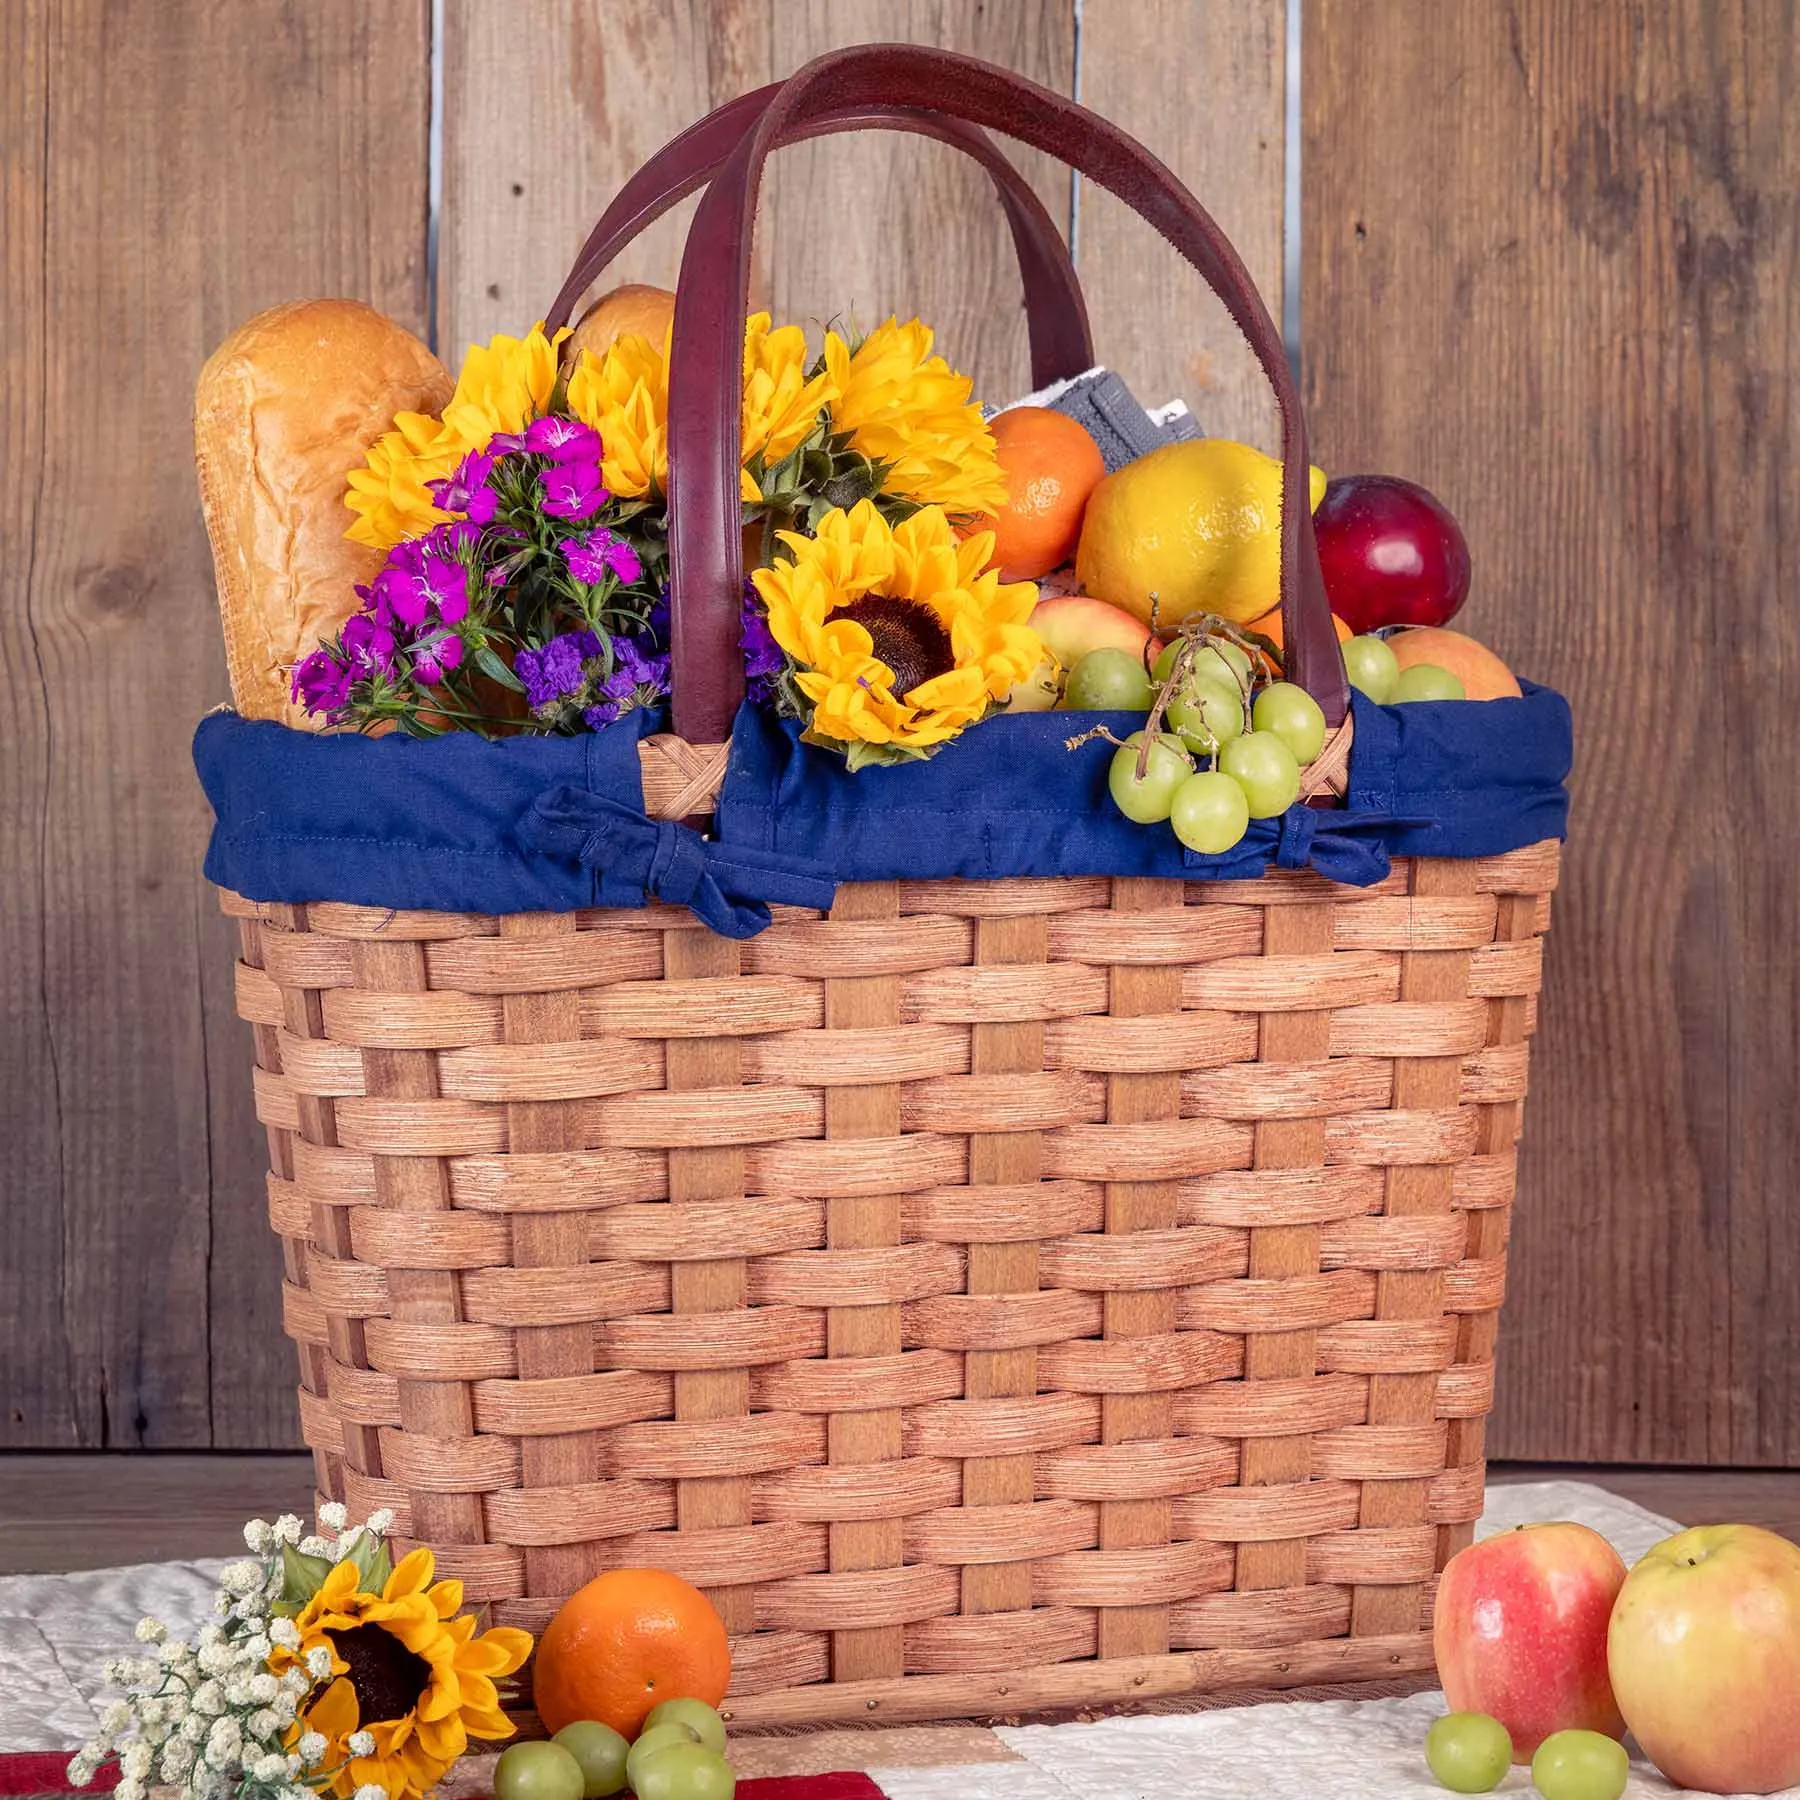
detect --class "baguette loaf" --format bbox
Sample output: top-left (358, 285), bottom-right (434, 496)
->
top-left (195, 299), bottom-right (451, 725)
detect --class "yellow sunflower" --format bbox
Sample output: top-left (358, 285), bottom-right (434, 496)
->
top-left (740, 313), bottom-right (837, 497)
top-left (565, 326), bottom-right (669, 499)
top-left (823, 317), bottom-right (1008, 517)
top-left (567, 312), bottom-right (838, 504)
top-left (272, 1549), bottom-right (531, 1800)
top-left (344, 323), bottom-right (568, 550)
top-left (751, 499), bottom-right (1043, 756)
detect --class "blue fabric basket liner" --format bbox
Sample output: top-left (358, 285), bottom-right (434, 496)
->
top-left (196, 684), bottom-right (1571, 939)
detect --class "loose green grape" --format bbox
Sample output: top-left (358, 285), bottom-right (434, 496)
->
top-left (624, 1723), bottom-right (703, 1795)
top-left (1219, 729), bottom-right (1301, 818)
top-left (1392, 662), bottom-right (1467, 703)
top-left (1529, 1729), bottom-right (1628, 1800)
top-left (641, 1699), bottom-right (728, 1757)
top-left (1341, 633), bottom-right (1400, 703)
top-left (1423, 1712), bottom-right (1512, 1794)
top-left (1166, 676), bottom-right (1246, 755)
top-left (551, 1722), bottom-right (630, 1800)
top-left (494, 1741), bottom-right (586, 1800)
top-left (1108, 731), bottom-right (1193, 824)
top-left (1251, 680), bottom-right (1327, 764)
top-left (1170, 771), bottom-right (1251, 855)
top-left (1063, 647), bottom-right (1153, 711)
top-left (630, 1744), bottom-right (737, 1800)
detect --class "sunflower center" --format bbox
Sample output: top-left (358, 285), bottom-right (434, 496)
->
top-left (837, 595), bottom-right (955, 697)
top-left (329, 1622), bottom-right (433, 1725)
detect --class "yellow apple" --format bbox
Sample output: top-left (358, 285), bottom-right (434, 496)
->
top-left (1608, 1523), bottom-right (1800, 1795)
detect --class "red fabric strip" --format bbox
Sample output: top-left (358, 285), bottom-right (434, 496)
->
top-left (0, 1752), bottom-right (881, 1800)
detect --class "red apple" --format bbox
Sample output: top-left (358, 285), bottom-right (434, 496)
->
top-left (1433, 1522), bottom-right (1626, 1760)
top-left (1608, 1524), bottom-right (1800, 1795)
top-left (1313, 474), bottom-right (1471, 633)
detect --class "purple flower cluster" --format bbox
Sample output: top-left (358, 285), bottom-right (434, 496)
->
top-left (513, 627), bottom-right (670, 730)
top-left (584, 637), bottom-right (671, 729)
top-left (740, 580), bottom-right (786, 704)
top-left (515, 629), bottom-right (602, 710)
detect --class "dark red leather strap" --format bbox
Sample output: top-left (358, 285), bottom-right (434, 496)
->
top-left (666, 46), bottom-right (1349, 742)
top-left (545, 84), bottom-right (1092, 391)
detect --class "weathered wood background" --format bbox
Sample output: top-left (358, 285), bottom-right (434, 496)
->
top-left (1, 0), bottom-right (1793, 1464)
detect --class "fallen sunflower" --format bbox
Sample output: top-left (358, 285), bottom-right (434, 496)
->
top-left (272, 1549), bottom-right (531, 1800)
top-left (751, 498), bottom-right (1044, 766)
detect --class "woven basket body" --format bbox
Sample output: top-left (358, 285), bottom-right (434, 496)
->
top-left (225, 839), bottom-right (1557, 1728)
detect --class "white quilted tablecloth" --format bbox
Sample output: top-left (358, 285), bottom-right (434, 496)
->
top-left (4, 1481), bottom-right (1793, 1798)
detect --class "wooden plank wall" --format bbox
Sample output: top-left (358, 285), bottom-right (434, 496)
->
top-left (11, 0), bottom-right (1794, 1467)
top-left (1304, 0), bottom-right (1800, 1462)
top-left (2, 0), bottom-right (433, 1447)
top-left (1, 0), bottom-right (1282, 1447)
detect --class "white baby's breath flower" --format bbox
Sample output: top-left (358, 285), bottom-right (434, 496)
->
top-left (366, 1509), bottom-right (395, 1537)
top-left (252, 1753), bottom-right (290, 1783)
top-left (248, 1707), bottom-right (279, 1738)
top-left (115, 1778), bottom-right (145, 1800)
top-left (318, 1501), bottom-right (348, 1533)
top-left (353, 1784), bottom-right (388, 1800)
top-left (133, 1617), bottom-right (167, 1644)
top-left (347, 1730), bottom-right (377, 1757)
top-left (298, 1535), bottom-right (332, 1559)
top-left (198, 1623), bottom-right (225, 1648)
top-left (213, 1590), bottom-right (234, 1616)
top-left (280, 1667), bottom-right (310, 1697)
top-left (182, 1712), bottom-right (210, 1742)
top-left (190, 1680), bottom-right (225, 1717)
top-left (120, 1742), bottom-right (153, 1781)
top-left (273, 1514), bottom-right (303, 1546)
top-left (241, 1634), bottom-right (272, 1664)
top-left (160, 1738), bottom-right (196, 1781)
top-left (244, 1518), bottom-right (274, 1553)
top-left (305, 1646), bottom-right (335, 1680)
top-left (67, 1752), bottom-right (100, 1788)
top-left (99, 1700), bottom-right (132, 1734)
top-left (245, 1671), bottom-right (278, 1703)
top-left (268, 1618), bottom-right (301, 1650)
top-left (219, 1560), bottom-right (262, 1595)
top-left (197, 1642), bottom-right (233, 1675)
top-left (296, 1731), bottom-right (328, 1766)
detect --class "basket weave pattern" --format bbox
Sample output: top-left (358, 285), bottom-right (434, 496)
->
top-left (226, 842), bottom-right (1557, 1727)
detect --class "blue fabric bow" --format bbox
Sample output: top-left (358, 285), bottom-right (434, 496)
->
top-left (1272, 802), bottom-right (1427, 884)
top-left (519, 785), bottom-right (839, 939)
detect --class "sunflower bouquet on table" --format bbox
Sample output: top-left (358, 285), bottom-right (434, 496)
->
top-left (67, 1508), bottom-right (531, 1800)
top-left (295, 296), bottom-right (1048, 769)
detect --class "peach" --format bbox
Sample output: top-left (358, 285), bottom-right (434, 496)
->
top-left (1388, 626), bottom-right (1521, 700)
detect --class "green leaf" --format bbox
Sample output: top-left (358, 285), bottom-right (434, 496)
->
top-left (341, 1528), bottom-right (394, 1594)
top-left (474, 646), bottom-right (525, 692)
top-left (278, 1544), bottom-right (333, 1609)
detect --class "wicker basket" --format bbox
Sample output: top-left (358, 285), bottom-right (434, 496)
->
top-left (227, 841), bottom-right (1555, 1727)
top-left (214, 46), bottom-right (1565, 1729)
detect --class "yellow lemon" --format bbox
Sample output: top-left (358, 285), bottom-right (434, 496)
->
top-left (1075, 439), bottom-right (1328, 628)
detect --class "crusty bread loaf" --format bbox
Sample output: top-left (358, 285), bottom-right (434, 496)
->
top-left (563, 283), bottom-right (675, 369)
top-left (195, 299), bottom-right (451, 725)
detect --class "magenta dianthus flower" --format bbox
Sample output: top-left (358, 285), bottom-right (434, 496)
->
top-left (539, 460), bottom-right (608, 522)
top-left (561, 530), bottom-right (641, 587)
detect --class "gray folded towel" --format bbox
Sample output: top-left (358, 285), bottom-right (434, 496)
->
top-left (994, 367), bottom-right (1199, 472)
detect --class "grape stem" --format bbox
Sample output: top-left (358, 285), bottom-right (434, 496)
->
top-left (1141, 614), bottom-right (1269, 777)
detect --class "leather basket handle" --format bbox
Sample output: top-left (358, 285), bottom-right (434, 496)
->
top-left (665, 45), bottom-right (1349, 743)
top-left (544, 83), bottom-right (1093, 391)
